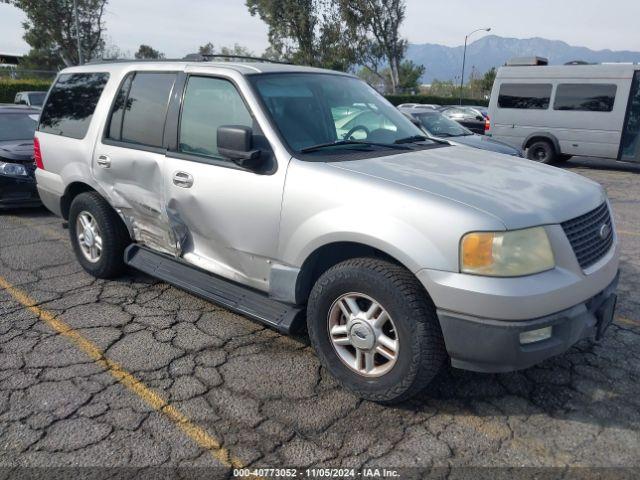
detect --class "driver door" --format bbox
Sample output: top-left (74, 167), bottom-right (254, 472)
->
top-left (163, 74), bottom-right (286, 291)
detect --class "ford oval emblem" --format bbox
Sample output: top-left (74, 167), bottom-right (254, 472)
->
top-left (599, 223), bottom-right (611, 240)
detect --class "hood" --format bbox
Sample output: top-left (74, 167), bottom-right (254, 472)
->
top-left (0, 140), bottom-right (34, 163)
top-left (328, 145), bottom-right (605, 230)
top-left (448, 134), bottom-right (522, 156)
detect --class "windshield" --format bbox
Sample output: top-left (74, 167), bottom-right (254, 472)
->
top-left (28, 92), bottom-right (46, 106)
top-left (415, 112), bottom-right (472, 137)
top-left (0, 113), bottom-right (38, 141)
top-left (250, 73), bottom-right (430, 154)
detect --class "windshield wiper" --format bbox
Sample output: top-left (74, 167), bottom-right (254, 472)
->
top-left (393, 135), bottom-right (429, 144)
top-left (300, 140), bottom-right (410, 153)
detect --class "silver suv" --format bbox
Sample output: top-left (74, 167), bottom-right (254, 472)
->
top-left (35, 61), bottom-right (620, 403)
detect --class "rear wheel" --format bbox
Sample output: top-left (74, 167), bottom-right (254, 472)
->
top-left (526, 139), bottom-right (556, 164)
top-left (69, 192), bottom-right (130, 279)
top-left (307, 258), bottom-right (446, 403)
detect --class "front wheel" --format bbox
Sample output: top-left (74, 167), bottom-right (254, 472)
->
top-left (69, 192), bottom-right (130, 279)
top-left (307, 258), bottom-right (446, 403)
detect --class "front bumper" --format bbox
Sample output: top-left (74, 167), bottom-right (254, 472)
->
top-left (0, 174), bottom-right (41, 209)
top-left (437, 272), bottom-right (619, 373)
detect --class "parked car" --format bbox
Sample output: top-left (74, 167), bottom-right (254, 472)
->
top-left (36, 62), bottom-right (619, 403)
top-left (400, 108), bottom-right (522, 156)
top-left (14, 91), bottom-right (47, 108)
top-left (397, 103), bottom-right (440, 110)
top-left (0, 105), bottom-right (41, 209)
top-left (488, 62), bottom-right (640, 164)
top-left (438, 105), bottom-right (488, 135)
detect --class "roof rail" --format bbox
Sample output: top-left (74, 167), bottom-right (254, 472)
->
top-left (88, 55), bottom-right (292, 65)
top-left (191, 53), bottom-right (291, 65)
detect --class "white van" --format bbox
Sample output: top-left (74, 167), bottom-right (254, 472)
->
top-left (488, 62), bottom-right (640, 164)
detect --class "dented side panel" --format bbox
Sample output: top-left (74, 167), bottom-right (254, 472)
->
top-left (92, 144), bottom-right (177, 255)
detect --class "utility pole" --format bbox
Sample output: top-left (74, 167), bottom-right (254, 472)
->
top-left (73, 0), bottom-right (84, 65)
top-left (459, 27), bottom-right (491, 105)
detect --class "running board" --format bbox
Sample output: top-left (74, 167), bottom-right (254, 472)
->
top-left (124, 245), bottom-right (303, 333)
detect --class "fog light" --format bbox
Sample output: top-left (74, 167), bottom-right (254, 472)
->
top-left (519, 326), bottom-right (552, 345)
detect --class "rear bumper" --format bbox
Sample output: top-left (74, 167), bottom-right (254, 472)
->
top-left (437, 272), bottom-right (619, 373)
top-left (35, 168), bottom-right (64, 217)
top-left (0, 174), bottom-right (41, 209)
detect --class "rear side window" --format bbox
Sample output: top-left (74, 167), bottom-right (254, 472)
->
top-left (39, 73), bottom-right (109, 139)
top-left (554, 84), bottom-right (617, 112)
top-left (107, 72), bottom-right (177, 148)
top-left (498, 83), bottom-right (552, 109)
top-left (179, 76), bottom-right (253, 159)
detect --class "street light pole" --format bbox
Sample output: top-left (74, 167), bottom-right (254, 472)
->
top-left (72, 0), bottom-right (84, 65)
top-left (459, 27), bottom-right (491, 105)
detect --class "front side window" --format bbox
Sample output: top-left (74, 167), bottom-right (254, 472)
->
top-left (250, 73), bottom-right (428, 155)
top-left (39, 73), bottom-right (109, 139)
top-left (554, 84), bottom-right (617, 112)
top-left (179, 76), bottom-right (253, 159)
top-left (107, 72), bottom-right (177, 148)
top-left (498, 83), bottom-right (552, 109)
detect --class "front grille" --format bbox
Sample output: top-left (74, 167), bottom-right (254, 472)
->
top-left (561, 203), bottom-right (614, 269)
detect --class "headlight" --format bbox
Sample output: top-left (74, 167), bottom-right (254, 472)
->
top-left (460, 226), bottom-right (555, 276)
top-left (0, 161), bottom-right (28, 177)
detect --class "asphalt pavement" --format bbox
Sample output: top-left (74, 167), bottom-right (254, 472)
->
top-left (0, 157), bottom-right (639, 477)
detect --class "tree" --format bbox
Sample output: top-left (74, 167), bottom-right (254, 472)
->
top-left (3, 0), bottom-right (108, 66)
top-left (16, 47), bottom-right (65, 72)
top-left (340, 0), bottom-right (407, 93)
top-left (246, 0), bottom-right (356, 70)
top-left (481, 67), bottom-right (497, 94)
top-left (195, 42), bottom-right (255, 61)
top-left (397, 60), bottom-right (424, 92)
top-left (357, 59), bottom-right (424, 93)
top-left (135, 44), bottom-right (165, 60)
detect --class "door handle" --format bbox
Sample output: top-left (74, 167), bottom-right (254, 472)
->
top-left (97, 154), bottom-right (111, 168)
top-left (173, 171), bottom-right (194, 188)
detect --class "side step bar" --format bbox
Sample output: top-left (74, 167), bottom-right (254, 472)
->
top-left (124, 245), bottom-right (303, 334)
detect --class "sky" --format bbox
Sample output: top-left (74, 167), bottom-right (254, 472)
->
top-left (1, 0), bottom-right (639, 57)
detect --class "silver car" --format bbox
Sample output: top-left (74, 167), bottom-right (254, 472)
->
top-left (35, 61), bottom-right (619, 403)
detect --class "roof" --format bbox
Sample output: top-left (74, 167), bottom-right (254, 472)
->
top-left (497, 63), bottom-right (639, 80)
top-left (58, 60), bottom-right (355, 78)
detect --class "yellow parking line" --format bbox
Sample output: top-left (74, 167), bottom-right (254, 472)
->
top-left (616, 316), bottom-right (639, 327)
top-left (618, 230), bottom-right (640, 237)
top-left (0, 275), bottom-right (247, 470)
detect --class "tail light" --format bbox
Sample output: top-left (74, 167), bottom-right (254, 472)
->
top-left (484, 118), bottom-right (491, 132)
top-left (34, 137), bottom-right (44, 170)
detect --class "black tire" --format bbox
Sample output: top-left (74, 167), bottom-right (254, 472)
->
top-left (526, 140), bottom-right (556, 164)
top-left (68, 192), bottom-right (130, 279)
top-left (307, 257), bottom-right (446, 403)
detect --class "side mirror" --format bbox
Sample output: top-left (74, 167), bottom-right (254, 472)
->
top-left (217, 125), bottom-right (261, 167)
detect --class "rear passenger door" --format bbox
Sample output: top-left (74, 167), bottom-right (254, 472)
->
top-left (95, 71), bottom-right (180, 255)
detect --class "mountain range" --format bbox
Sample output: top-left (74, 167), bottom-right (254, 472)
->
top-left (407, 35), bottom-right (640, 84)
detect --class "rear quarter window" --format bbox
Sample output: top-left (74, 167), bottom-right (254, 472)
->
top-left (39, 73), bottom-right (109, 139)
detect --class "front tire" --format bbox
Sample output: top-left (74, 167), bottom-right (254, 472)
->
top-left (69, 192), bottom-right (130, 279)
top-left (307, 258), bottom-right (446, 403)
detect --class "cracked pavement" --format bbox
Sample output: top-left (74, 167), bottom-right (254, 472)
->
top-left (0, 157), bottom-right (639, 474)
